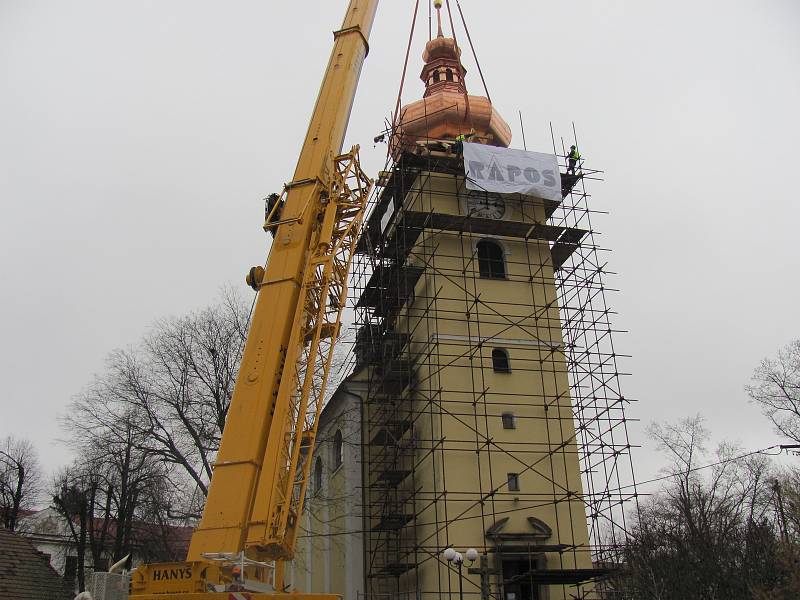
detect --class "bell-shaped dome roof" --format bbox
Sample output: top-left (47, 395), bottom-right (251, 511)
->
top-left (391, 5), bottom-right (512, 157)
top-left (392, 7), bottom-right (511, 156)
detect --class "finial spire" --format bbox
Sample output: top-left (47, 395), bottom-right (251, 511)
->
top-left (434, 0), bottom-right (444, 38)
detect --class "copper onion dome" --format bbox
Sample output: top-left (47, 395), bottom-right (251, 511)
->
top-left (391, 3), bottom-right (512, 157)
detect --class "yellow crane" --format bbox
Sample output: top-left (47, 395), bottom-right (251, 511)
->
top-left (127, 1), bottom-right (379, 597)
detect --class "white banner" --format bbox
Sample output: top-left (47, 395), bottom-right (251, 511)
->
top-left (462, 143), bottom-right (562, 201)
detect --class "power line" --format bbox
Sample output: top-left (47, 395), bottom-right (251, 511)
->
top-left (297, 442), bottom-right (789, 542)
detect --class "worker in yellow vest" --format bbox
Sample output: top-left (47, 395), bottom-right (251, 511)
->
top-left (453, 129), bottom-right (476, 155)
top-left (566, 145), bottom-right (581, 175)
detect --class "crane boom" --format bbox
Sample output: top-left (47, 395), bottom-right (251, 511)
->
top-left (129, 1), bottom-right (379, 597)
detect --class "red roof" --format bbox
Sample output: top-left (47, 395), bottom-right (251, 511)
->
top-left (83, 517), bottom-right (194, 558)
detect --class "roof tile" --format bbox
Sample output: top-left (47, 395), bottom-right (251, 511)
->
top-left (0, 527), bottom-right (74, 600)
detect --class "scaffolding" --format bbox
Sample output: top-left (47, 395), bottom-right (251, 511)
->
top-left (346, 128), bottom-right (638, 600)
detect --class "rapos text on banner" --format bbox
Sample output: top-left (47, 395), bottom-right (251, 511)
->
top-left (463, 143), bottom-right (562, 202)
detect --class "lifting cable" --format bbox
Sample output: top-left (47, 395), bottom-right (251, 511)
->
top-left (392, 0), bottom-right (421, 133)
top-left (443, 0), bottom-right (472, 126)
top-left (394, 1), bottom-right (494, 136)
top-left (443, 0), bottom-right (460, 48)
top-left (428, 0), bottom-right (433, 41)
top-left (455, 0), bottom-right (492, 103)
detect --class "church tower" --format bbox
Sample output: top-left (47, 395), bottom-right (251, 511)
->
top-left (350, 4), bottom-right (614, 600)
top-left (298, 4), bottom-right (636, 600)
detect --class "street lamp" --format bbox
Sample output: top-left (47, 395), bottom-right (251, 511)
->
top-left (443, 547), bottom-right (478, 600)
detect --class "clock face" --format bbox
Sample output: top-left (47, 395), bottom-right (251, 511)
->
top-left (466, 191), bottom-right (506, 219)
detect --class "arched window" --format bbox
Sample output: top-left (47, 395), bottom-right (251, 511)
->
top-left (477, 240), bottom-right (506, 279)
top-left (492, 348), bottom-right (511, 373)
top-left (333, 430), bottom-right (344, 470)
top-left (314, 457), bottom-right (323, 494)
top-left (445, 68), bottom-right (454, 82)
top-left (433, 71), bottom-right (441, 83)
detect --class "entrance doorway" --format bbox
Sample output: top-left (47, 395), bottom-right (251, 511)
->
top-left (502, 557), bottom-right (541, 600)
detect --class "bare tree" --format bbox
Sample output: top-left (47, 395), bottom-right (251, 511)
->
top-left (751, 469), bottom-right (800, 599)
top-left (0, 435), bottom-right (41, 530)
top-left (619, 416), bottom-right (788, 599)
top-left (778, 469), bottom-right (800, 539)
top-left (64, 288), bottom-right (250, 519)
top-left (51, 437), bottom-right (178, 592)
top-left (131, 474), bottom-right (189, 564)
top-left (746, 339), bottom-right (800, 444)
top-left (51, 464), bottom-right (101, 592)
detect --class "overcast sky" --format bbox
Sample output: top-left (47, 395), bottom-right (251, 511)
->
top-left (1, 0), bottom-right (799, 488)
